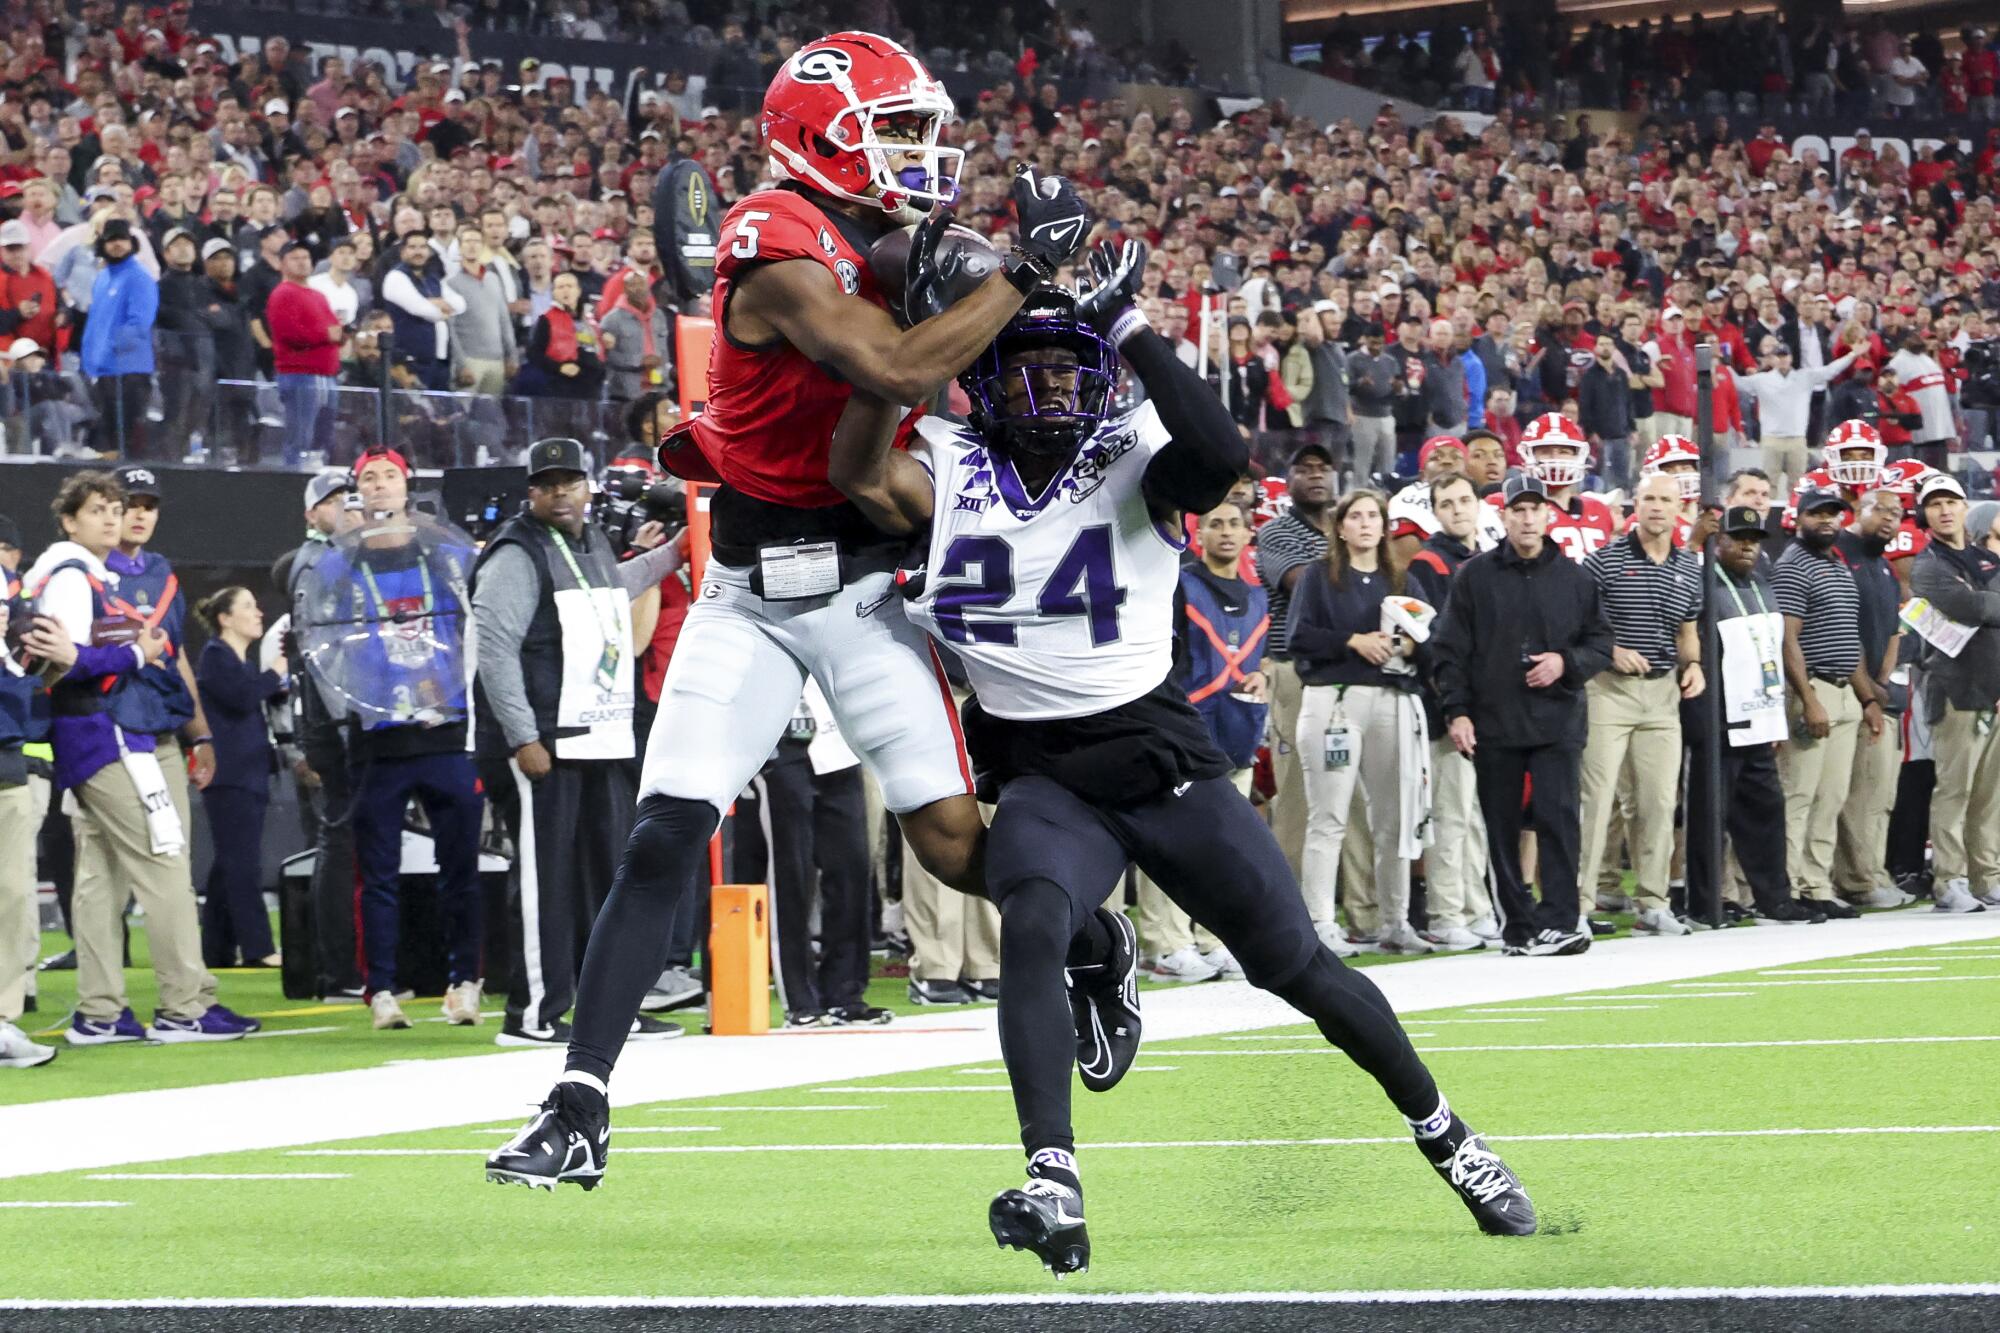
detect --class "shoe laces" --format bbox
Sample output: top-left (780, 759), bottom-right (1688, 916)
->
top-left (1447, 1136), bottom-right (1517, 1205)
top-left (1022, 1178), bottom-right (1076, 1202)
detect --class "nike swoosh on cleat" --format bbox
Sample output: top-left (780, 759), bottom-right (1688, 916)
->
top-left (1053, 1207), bottom-right (1084, 1226)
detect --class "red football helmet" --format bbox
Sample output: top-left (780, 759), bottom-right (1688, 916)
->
top-left (1519, 412), bottom-right (1589, 488)
top-left (760, 32), bottom-right (962, 219)
top-left (1641, 434), bottom-right (1703, 501)
top-left (1823, 418), bottom-right (1885, 488)
top-left (1877, 456), bottom-right (1935, 498)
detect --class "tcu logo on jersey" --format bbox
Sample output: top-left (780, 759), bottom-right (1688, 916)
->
top-left (790, 48), bottom-right (853, 83)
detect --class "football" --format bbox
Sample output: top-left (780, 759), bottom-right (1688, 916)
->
top-left (867, 221), bottom-right (1003, 326)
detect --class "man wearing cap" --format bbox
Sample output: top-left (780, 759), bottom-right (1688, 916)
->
top-left (1773, 488), bottom-right (1885, 916)
top-left (1432, 474), bottom-right (1614, 956)
top-left (0, 217), bottom-right (59, 377)
top-left (80, 218), bottom-right (158, 458)
top-left (471, 438), bottom-right (687, 1046)
top-left (1908, 474), bottom-right (2000, 911)
top-left (267, 240), bottom-right (343, 467)
top-left (1256, 441), bottom-right (1337, 883)
top-left (305, 447), bottom-right (483, 1030)
top-left (1829, 487), bottom-right (1915, 910)
top-left (1686, 507), bottom-right (1827, 926)
top-left (1650, 306), bottom-right (1697, 440)
top-left (278, 469), bottom-right (364, 999)
top-left (1736, 336), bottom-right (1860, 492)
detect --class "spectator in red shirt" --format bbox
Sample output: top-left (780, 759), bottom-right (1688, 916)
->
top-left (0, 219), bottom-right (60, 369)
top-left (265, 242), bottom-right (342, 467)
top-left (1964, 27), bottom-right (1999, 117)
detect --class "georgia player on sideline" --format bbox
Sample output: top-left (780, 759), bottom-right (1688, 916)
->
top-left (1386, 434), bottom-right (1505, 564)
top-left (831, 255), bottom-right (1537, 1276)
top-left (1782, 419), bottom-right (1888, 527)
top-left (1631, 434), bottom-right (1703, 545)
top-left (487, 31), bottom-right (1097, 1192)
top-left (1486, 413), bottom-right (1620, 561)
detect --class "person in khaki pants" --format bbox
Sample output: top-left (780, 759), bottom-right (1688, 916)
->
top-left (1578, 475), bottom-right (1706, 936)
top-left (902, 832), bottom-right (1000, 1005)
top-left (1907, 477), bottom-right (2000, 912)
top-left (1832, 489), bottom-right (1912, 907)
top-left (1, 567), bottom-right (60, 1068)
top-left (19, 471), bottom-right (250, 1044)
top-left (1773, 489), bottom-right (1886, 916)
top-left (1253, 444), bottom-right (1336, 883)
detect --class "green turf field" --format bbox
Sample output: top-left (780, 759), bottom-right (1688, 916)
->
top-left (6, 927), bottom-right (1999, 1301)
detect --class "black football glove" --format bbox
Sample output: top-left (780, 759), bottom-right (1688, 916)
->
top-left (1005, 164), bottom-right (1090, 292)
top-left (900, 204), bottom-right (956, 325)
top-left (1074, 238), bottom-right (1149, 343)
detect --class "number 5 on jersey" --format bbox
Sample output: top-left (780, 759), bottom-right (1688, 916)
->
top-left (933, 525), bottom-right (1127, 647)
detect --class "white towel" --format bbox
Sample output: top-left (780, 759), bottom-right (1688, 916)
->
top-left (1393, 690), bottom-right (1433, 860)
top-left (115, 728), bottom-right (184, 857)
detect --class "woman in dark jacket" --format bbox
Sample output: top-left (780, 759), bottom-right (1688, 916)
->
top-left (1285, 488), bottom-right (1430, 956)
top-left (518, 270), bottom-right (604, 399)
top-left (193, 586), bottom-right (286, 968)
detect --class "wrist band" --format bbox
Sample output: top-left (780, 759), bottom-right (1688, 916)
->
top-left (1105, 306), bottom-right (1148, 347)
top-left (1004, 250), bottom-right (1055, 294)
top-left (188, 737), bottom-right (213, 749)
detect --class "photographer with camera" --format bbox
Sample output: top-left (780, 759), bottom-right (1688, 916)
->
top-left (470, 438), bottom-right (688, 1047)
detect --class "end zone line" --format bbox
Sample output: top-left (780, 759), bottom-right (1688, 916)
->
top-left (1149, 1035), bottom-right (2000, 1055)
top-left (0, 1200), bottom-right (130, 1208)
top-left (8, 1285), bottom-right (2000, 1309)
top-left (282, 1124), bottom-right (2000, 1157)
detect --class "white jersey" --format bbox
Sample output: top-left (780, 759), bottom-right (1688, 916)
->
top-left (1886, 348), bottom-right (1954, 443)
top-left (1386, 479), bottom-right (1505, 551)
top-left (905, 403), bottom-right (1183, 721)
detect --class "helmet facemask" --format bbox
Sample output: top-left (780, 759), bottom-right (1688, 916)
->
top-left (964, 327), bottom-right (1117, 466)
top-left (1525, 440), bottom-right (1588, 489)
top-left (1826, 443), bottom-right (1885, 488)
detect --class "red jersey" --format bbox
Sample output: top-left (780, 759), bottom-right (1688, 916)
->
top-left (1485, 492), bottom-right (1618, 561)
top-left (691, 188), bottom-right (906, 508)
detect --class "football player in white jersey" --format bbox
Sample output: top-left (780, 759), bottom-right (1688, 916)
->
top-left (831, 244), bottom-right (1536, 1276)
top-left (1387, 434), bottom-right (1506, 563)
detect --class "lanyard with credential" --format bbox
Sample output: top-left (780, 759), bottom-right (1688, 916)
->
top-left (359, 556), bottom-right (434, 621)
top-left (1719, 574), bottom-right (1783, 703)
top-left (550, 529), bottom-right (623, 693)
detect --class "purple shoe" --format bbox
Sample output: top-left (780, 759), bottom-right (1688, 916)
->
top-left (67, 1008), bottom-right (149, 1046)
top-left (149, 1006), bottom-right (253, 1043)
top-left (202, 1004), bottom-right (262, 1034)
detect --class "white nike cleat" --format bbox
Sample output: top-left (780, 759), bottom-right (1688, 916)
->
top-left (1933, 879), bottom-right (1987, 914)
top-left (1148, 946), bottom-right (1220, 983)
top-left (1634, 907), bottom-right (1691, 936)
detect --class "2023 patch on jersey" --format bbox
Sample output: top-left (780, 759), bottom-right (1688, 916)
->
top-left (905, 404), bottom-right (1185, 721)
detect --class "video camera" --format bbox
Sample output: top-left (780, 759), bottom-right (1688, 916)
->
top-left (596, 463), bottom-right (685, 558)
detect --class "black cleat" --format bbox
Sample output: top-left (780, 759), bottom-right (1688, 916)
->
top-left (485, 1081), bottom-right (608, 1192)
top-left (990, 1179), bottom-right (1090, 1277)
top-left (828, 1004), bottom-right (894, 1026)
top-left (1070, 907), bottom-right (1142, 1093)
top-left (1427, 1128), bottom-right (1537, 1236)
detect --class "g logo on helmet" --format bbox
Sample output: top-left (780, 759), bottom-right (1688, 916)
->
top-left (791, 48), bottom-right (852, 84)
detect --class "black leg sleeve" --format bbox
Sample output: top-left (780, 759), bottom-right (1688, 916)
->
top-left (998, 878), bottom-right (1091, 1157)
top-left (565, 793), bottom-right (718, 1084)
top-left (1270, 946), bottom-right (1441, 1122)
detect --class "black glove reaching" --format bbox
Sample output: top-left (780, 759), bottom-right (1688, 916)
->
top-left (901, 204), bottom-right (956, 325)
top-left (1074, 238), bottom-right (1149, 340)
top-left (1005, 164), bottom-right (1091, 291)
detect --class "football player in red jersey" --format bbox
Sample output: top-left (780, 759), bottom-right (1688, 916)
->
top-left (488, 32), bottom-right (1100, 1193)
top-left (1874, 456), bottom-right (1937, 594)
top-left (1633, 434), bottom-right (1703, 546)
top-left (1781, 418), bottom-right (1888, 530)
top-left (1487, 413), bottom-right (1619, 561)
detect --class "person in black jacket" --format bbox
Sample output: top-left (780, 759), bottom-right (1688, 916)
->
top-left (153, 229), bottom-right (212, 454)
top-left (198, 239), bottom-right (259, 461)
top-left (193, 586), bottom-right (286, 968)
top-left (1431, 474), bottom-right (1614, 956)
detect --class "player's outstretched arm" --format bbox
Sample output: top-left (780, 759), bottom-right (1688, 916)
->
top-left (744, 258), bottom-right (1028, 406)
top-left (828, 389), bottom-right (936, 536)
top-left (1075, 239), bottom-right (1246, 514)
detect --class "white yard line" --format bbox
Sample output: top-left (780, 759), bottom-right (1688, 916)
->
top-left (1147, 1036), bottom-right (2000, 1056)
top-left (285, 1124), bottom-right (2000, 1159)
top-left (1757, 966), bottom-right (1942, 975)
top-left (82, 1173), bottom-right (350, 1181)
top-left (1560, 991), bottom-right (1751, 999)
top-left (1670, 975), bottom-right (2000, 988)
top-left (8, 1284), bottom-right (2000, 1309)
top-left (1467, 1004), bottom-right (1657, 1012)
top-left (246, 1026), bottom-right (341, 1040)
top-left (9, 910), bottom-right (2000, 1180)
top-left (0, 1200), bottom-right (129, 1208)
top-left (645, 1105), bottom-right (883, 1113)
